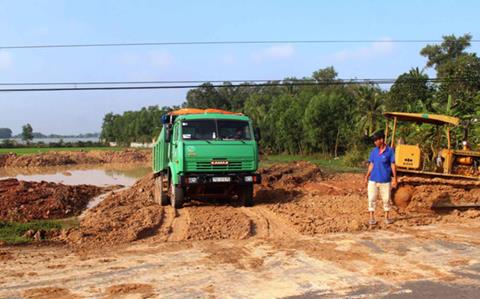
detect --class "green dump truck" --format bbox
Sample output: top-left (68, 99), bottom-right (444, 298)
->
top-left (152, 108), bottom-right (262, 208)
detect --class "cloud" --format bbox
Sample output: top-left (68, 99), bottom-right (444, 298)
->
top-left (328, 38), bottom-right (394, 63)
top-left (0, 51), bottom-right (13, 70)
top-left (251, 44), bottom-right (295, 62)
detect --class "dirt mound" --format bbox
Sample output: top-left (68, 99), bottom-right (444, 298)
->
top-left (393, 177), bottom-right (480, 212)
top-left (258, 173), bottom-right (378, 234)
top-left (62, 161), bottom-right (480, 248)
top-left (0, 178), bottom-right (108, 222)
top-left (65, 174), bottom-right (253, 247)
top-left (104, 284), bottom-right (154, 299)
top-left (0, 149), bottom-right (150, 168)
top-left (259, 161), bottom-right (323, 189)
top-left (64, 174), bottom-right (163, 247)
top-left (22, 287), bottom-right (81, 299)
top-left (185, 206), bottom-right (252, 240)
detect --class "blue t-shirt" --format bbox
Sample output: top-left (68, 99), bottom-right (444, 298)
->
top-left (368, 146), bottom-right (395, 183)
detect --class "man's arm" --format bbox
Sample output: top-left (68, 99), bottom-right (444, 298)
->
top-left (364, 162), bottom-right (373, 186)
top-left (391, 163), bottom-right (397, 188)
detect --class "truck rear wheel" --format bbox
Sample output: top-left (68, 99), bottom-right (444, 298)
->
top-left (170, 182), bottom-right (185, 209)
top-left (239, 184), bottom-right (254, 207)
top-left (154, 175), bottom-right (169, 206)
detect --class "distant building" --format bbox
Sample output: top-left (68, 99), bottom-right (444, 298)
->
top-left (130, 142), bottom-right (153, 148)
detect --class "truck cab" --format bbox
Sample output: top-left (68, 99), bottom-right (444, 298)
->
top-left (152, 109), bottom-right (261, 208)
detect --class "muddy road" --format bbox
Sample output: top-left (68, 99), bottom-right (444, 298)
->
top-left (1, 222), bottom-right (479, 298)
top-left (1, 161), bottom-right (480, 298)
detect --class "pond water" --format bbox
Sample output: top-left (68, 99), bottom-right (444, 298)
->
top-left (0, 163), bottom-right (151, 187)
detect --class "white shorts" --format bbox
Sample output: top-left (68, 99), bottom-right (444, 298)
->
top-left (368, 181), bottom-right (391, 212)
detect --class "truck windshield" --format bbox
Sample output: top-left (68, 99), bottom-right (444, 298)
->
top-left (217, 120), bottom-right (252, 140)
top-left (181, 119), bottom-right (252, 141)
top-left (181, 120), bottom-right (217, 140)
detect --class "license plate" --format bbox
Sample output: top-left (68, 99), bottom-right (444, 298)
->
top-left (211, 160), bottom-right (229, 166)
top-left (212, 177), bottom-right (231, 183)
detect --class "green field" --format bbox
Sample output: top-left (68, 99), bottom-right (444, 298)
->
top-left (0, 147), bottom-right (127, 156)
top-left (0, 218), bottom-right (79, 245)
top-left (261, 154), bottom-right (364, 173)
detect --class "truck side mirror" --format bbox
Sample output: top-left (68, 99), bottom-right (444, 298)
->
top-left (254, 127), bottom-right (261, 141)
top-left (165, 125), bottom-right (172, 143)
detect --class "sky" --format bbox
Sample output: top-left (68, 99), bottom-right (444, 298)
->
top-left (0, 0), bottom-right (479, 135)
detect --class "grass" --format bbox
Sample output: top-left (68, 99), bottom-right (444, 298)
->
top-left (261, 154), bottom-right (364, 173)
top-left (0, 146), bottom-right (127, 156)
top-left (0, 218), bottom-right (79, 245)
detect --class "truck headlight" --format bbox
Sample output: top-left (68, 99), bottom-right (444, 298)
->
top-left (187, 177), bottom-right (198, 184)
top-left (244, 176), bottom-right (253, 182)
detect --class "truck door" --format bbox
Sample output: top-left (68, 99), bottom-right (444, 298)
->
top-left (171, 123), bottom-right (179, 163)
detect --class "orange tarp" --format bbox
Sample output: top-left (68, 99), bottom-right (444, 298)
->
top-left (168, 108), bottom-right (242, 116)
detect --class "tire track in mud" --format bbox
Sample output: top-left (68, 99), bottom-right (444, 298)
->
top-left (153, 204), bottom-right (303, 242)
top-left (168, 208), bottom-right (190, 242)
top-left (240, 206), bottom-right (303, 239)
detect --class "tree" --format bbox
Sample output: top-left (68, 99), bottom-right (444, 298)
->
top-left (312, 66), bottom-right (338, 83)
top-left (354, 85), bottom-right (385, 136)
top-left (420, 34), bottom-right (480, 114)
top-left (185, 82), bottom-right (231, 110)
top-left (0, 128), bottom-right (12, 139)
top-left (386, 67), bottom-right (434, 112)
top-left (22, 124), bottom-right (33, 144)
top-left (303, 92), bottom-right (353, 155)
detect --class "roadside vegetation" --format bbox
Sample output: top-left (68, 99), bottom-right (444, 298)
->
top-left (100, 34), bottom-right (480, 166)
top-left (0, 146), bottom-right (124, 156)
top-left (0, 218), bottom-right (78, 245)
top-left (261, 154), bottom-right (364, 173)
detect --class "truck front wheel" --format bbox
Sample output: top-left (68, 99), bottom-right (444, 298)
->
top-left (170, 182), bottom-right (185, 209)
top-left (154, 175), bottom-right (169, 206)
top-left (239, 184), bottom-right (254, 207)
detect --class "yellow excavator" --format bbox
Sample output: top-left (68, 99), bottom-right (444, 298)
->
top-left (383, 112), bottom-right (480, 211)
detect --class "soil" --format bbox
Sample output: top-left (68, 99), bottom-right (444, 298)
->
top-left (2, 160), bottom-right (480, 297)
top-left (61, 161), bottom-right (480, 249)
top-left (64, 174), bottom-right (163, 247)
top-left (394, 176), bottom-right (480, 212)
top-left (0, 178), bottom-right (114, 222)
top-left (0, 149), bottom-right (150, 168)
top-left (22, 287), bottom-right (81, 299)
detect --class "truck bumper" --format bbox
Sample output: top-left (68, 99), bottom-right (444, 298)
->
top-left (178, 173), bottom-right (261, 187)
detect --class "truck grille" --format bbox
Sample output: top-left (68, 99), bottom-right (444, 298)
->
top-left (186, 161), bottom-right (254, 171)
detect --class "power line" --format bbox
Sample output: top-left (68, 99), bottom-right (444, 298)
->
top-left (2, 39), bottom-right (480, 50)
top-left (0, 77), bottom-right (474, 92)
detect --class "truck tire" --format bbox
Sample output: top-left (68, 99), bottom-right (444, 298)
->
top-left (239, 184), bottom-right (254, 207)
top-left (170, 181), bottom-right (185, 209)
top-left (154, 175), bottom-right (169, 206)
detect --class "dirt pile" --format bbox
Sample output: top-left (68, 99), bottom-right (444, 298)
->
top-left (64, 174), bottom-right (163, 247)
top-left (64, 173), bottom-right (253, 247)
top-left (0, 149), bottom-right (150, 168)
top-left (185, 206), bottom-right (252, 241)
top-left (258, 167), bottom-right (480, 234)
top-left (259, 161), bottom-right (323, 189)
top-left (395, 177), bottom-right (480, 212)
top-left (0, 178), bottom-right (108, 221)
top-left (62, 161), bottom-right (480, 248)
top-left (258, 172), bottom-right (381, 234)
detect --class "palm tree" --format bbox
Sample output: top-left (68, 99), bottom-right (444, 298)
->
top-left (354, 85), bottom-right (385, 136)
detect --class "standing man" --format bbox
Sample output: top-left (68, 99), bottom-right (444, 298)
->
top-left (364, 131), bottom-right (397, 225)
